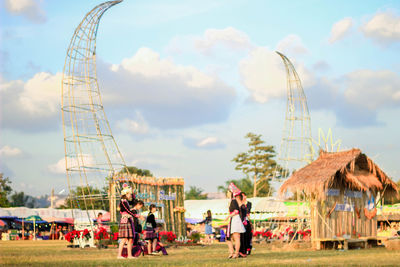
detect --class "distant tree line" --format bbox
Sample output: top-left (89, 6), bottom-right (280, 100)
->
top-left (0, 173), bottom-right (49, 208)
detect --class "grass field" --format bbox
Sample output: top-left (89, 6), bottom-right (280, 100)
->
top-left (1, 240), bottom-right (400, 266)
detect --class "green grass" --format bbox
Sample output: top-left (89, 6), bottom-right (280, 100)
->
top-left (1, 240), bottom-right (400, 266)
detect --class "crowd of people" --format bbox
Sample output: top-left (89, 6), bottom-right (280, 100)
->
top-left (117, 184), bottom-right (168, 259)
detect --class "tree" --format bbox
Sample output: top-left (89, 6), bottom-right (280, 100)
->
top-left (185, 186), bottom-right (207, 200)
top-left (0, 173), bottom-right (12, 207)
top-left (119, 166), bottom-right (153, 177)
top-left (232, 132), bottom-right (286, 198)
top-left (60, 186), bottom-right (109, 210)
top-left (10, 191), bottom-right (36, 208)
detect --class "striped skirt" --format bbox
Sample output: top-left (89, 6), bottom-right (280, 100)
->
top-left (119, 216), bottom-right (134, 239)
top-left (144, 229), bottom-right (157, 240)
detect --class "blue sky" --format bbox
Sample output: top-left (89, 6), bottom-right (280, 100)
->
top-left (1, 0), bottom-right (399, 196)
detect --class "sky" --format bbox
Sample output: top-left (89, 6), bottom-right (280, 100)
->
top-left (0, 0), bottom-right (399, 197)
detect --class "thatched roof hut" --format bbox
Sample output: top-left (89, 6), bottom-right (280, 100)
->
top-left (280, 148), bottom-right (398, 200)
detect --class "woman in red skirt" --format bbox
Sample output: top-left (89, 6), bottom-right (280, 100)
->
top-left (117, 186), bottom-right (137, 259)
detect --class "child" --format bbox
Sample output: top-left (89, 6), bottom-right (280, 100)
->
top-left (96, 212), bottom-right (103, 229)
top-left (154, 224), bottom-right (168, 255)
top-left (200, 210), bottom-right (213, 245)
top-left (145, 204), bottom-right (158, 255)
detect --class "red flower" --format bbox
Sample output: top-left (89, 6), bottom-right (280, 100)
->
top-left (94, 227), bottom-right (109, 240)
top-left (65, 232), bottom-right (73, 243)
top-left (113, 232), bottom-right (119, 241)
top-left (159, 231), bottom-right (177, 242)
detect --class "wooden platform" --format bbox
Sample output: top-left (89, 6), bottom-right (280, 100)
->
top-left (313, 237), bottom-right (378, 250)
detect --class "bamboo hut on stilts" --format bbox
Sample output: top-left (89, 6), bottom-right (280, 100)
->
top-left (279, 148), bottom-right (398, 250)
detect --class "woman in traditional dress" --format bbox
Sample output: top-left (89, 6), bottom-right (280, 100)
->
top-left (225, 183), bottom-right (246, 259)
top-left (117, 186), bottom-right (137, 259)
top-left (145, 204), bottom-right (159, 255)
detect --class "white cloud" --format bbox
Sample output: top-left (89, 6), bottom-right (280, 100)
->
top-left (197, 137), bottom-right (219, 147)
top-left (394, 91), bottom-right (400, 101)
top-left (48, 155), bottom-right (95, 174)
top-left (361, 11), bottom-right (400, 45)
top-left (329, 17), bottom-right (353, 43)
top-left (116, 111), bottom-right (149, 135)
top-left (4, 0), bottom-right (46, 23)
top-left (276, 34), bottom-right (308, 55)
top-left (194, 27), bottom-right (253, 55)
top-left (0, 72), bottom-right (61, 131)
top-left (239, 47), bottom-right (314, 103)
top-left (1, 47), bottom-right (235, 132)
top-left (0, 145), bottom-right (22, 157)
top-left (47, 158), bottom-right (66, 174)
top-left (343, 69), bottom-right (400, 110)
top-left (19, 72), bottom-right (61, 115)
top-left (183, 136), bottom-right (226, 149)
top-left (112, 47), bottom-right (215, 88)
top-left (101, 47), bottom-right (236, 129)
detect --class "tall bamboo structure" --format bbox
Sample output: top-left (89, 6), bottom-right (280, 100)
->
top-left (275, 51), bottom-right (312, 178)
top-left (61, 1), bottom-right (127, 221)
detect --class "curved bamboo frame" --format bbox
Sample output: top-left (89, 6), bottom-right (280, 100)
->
top-left (276, 51), bottom-right (312, 177)
top-left (61, 1), bottom-right (126, 221)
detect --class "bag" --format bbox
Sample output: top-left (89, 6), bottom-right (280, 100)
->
top-left (145, 222), bottom-right (153, 230)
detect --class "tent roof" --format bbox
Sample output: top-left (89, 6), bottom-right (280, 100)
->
top-left (184, 198), bottom-right (306, 220)
top-left (0, 207), bottom-right (107, 221)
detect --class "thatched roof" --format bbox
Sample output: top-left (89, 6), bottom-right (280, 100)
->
top-left (279, 148), bottom-right (398, 200)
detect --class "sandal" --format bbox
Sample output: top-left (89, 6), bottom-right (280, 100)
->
top-left (232, 253), bottom-right (239, 259)
top-left (228, 253), bottom-right (234, 259)
top-left (239, 252), bottom-right (247, 258)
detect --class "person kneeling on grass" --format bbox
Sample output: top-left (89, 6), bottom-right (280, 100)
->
top-left (154, 224), bottom-right (168, 256)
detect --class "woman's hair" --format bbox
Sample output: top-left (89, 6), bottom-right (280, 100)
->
top-left (121, 194), bottom-right (127, 199)
top-left (235, 194), bottom-right (243, 201)
top-left (241, 192), bottom-right (246, 197)
top-left (207, 210), bottom-right (212, 217)
top-left (226, 190), bottom-right (233, 199)
top-left (135, 200), bottom-right (144, 206)
top-left (149, 204), bottom-right (157, 211)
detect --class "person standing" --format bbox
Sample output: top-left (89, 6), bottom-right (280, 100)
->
top-left (117, 187), bottom-right (136, 259)
top-left (200, 210), bottom-right (213, 245)
top-left (145, 204), bottom-right (159, 255)
top-left (240, 192), bottom-right (253, 256)
top-left (225, 183), bottom-right (245, 259)
top-left (96, 212), bottom-right (103, 229)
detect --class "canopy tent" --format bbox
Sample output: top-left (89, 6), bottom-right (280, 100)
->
top-left (14, 219), bottom-right (48, 224)
top-left (184, 198), bottom-right (309, 221)
top-left (0, 207), bottom-right (107, 221)
top-left (42, 216), bottom-right (74, 224)
top-left (0, 209), bottom-right (11, 217)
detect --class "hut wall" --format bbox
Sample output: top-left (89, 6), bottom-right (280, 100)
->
top-left (312, 190), bottom-right (377, 240)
